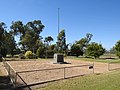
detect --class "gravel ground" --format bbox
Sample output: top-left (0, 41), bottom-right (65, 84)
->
top-left (109, 63), bottom-right (120, 70)
top-left (4, 59), bottom-right (110, 89)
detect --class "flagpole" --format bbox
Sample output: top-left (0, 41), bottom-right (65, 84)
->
top-left (58, 8), bottom-right (60, 35)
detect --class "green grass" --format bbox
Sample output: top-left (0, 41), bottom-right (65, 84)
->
top-left (37, 70), bottom-right (120, 90)
top-left (69, 56), bottom-right (120, 63)
top-left (69, 54), bottom-right (120, 63)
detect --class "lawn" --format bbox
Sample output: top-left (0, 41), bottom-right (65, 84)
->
top-left (68, 54), bottom-right (120, 63)
top-left (37, 70), bottom-right (120, 90)
top-left (74, 57), bottom-right (120, 63)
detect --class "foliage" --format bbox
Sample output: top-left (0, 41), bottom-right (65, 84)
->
top-left (70, 33), bottom-right (93, 57)
top-left (57, 29), bottom-right (67, 53)
top-left (0, 22), bottom-right (16, 57)
top-left (0, 46), bottom-right (7, 57)
top-left (10, 21), bottom-right (25, 36)
top-left (109, 47), bottom-right (116, 54)
top-left (25, 51), bottom-right (33, 59)
top-left (44, 36), bottom-right (54, 57)
top-left (49, 44), bottom-right (56, 51)
top-left (76, 33), bottom-right (93, 55)
top-left (10, 20), bottom-right (44, 52)
top-left (36, 46), bottom-right (45, 58)
top-left (86, 42), bottom-right (105, 58)
top-left (0, 22), bottom-right (6, 57)
top-left (44, 36), bottom-right (53, 45)
top-left (19, 53), bottom-right (26, 59)
top-left (114, 40), bottom-right (120, 58)
top-left (76, 33), bottom-right (93, 47)
top-left (45, 50), bottom-right (54, 58)
top-left (4, 31), bottom-right (16, 56)
top-left (71, 44), bottom-right (83, 57)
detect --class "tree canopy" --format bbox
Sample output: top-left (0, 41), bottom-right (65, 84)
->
top-left (71, 33), bottom-right (93, 57)
top-left (0, 20), bottom-right (110, 59)
top-left (86, 42), bottom-right (105, 58)
top-left (0, 22), bottom-right (16, 57)
top-left (57, 29), bottom-right (67, 53)
top-left (114, 40), bottom-right (120, 58)
top-left (10, 20), bottom-right (44, 51)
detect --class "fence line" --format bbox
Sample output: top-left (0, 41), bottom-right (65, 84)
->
top-left (17, 64), bottom-right (93, 73)
top-left (3, 59), bottom-right (32, 90)
top-left (17, 64), bottom-right (94, 86)
top-left (108, 62), bottom-right (120, 71)
top-left (3, 59), bottom-right (93, 89)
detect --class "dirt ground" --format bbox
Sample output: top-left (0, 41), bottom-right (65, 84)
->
top-left (1, 59), bottom-right (115, 89)
top-left (0, 62), bottom-right (14, 90)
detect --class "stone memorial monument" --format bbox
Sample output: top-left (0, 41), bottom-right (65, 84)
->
top-left (54, 53), bottom-right (64, 64)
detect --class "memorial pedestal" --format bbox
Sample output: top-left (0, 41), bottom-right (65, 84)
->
top-left (53, 54), bottom-right (64, 64)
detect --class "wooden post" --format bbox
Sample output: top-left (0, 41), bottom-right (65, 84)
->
top-left (64, 68), bottom-right (65, 79)
top-left (15, 72), bottom-right (17, 87)
top-left (93, 62), bottom-right (95, 74)
top-left (8, 65), bottom-right (10, 75)
top-left (108, 60), bottom-right (110, 71)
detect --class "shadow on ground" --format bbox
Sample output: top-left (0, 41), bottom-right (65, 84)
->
top-left (0, 75), bottom-right (30, 90)
top-left (0, 75), bottom-right (14, 90)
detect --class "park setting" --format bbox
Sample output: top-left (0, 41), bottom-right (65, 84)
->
top-left (1, 0), bottom-right (120, 90)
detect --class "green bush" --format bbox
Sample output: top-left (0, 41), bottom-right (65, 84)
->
top-left (36, 47), bottom-right (45, 58)
top-left (45, 50), bottom-right (54, 58)
top-left (116, 52), bottom-right (120, 58)
top-left (19, 54), bottom-right (26, 59)
top-left (0, 54), bottom-right (3, 62)
top-left (6, 55), bottom-right (12, 58)
top-left (32, 53), bottom-right (38, 59)
top-left (25, 51), bottom-right (33, 59)
top-left (13, 55), bottom-right (19, 58)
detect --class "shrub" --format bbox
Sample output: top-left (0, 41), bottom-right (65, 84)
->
top-left (0, 54), bottom-right (3, 62)
top-left (71, 44), bottom-right (83, 57)
top-left (45, 50), bottom-right (54, 58)
top-left (0, 47), bottom-right (7, 57)
top-left (114, 40), bottom-right (120, 58)
top-left (25, 51), bottom-right (33, 59)
top-left (116, 52), bottom-right (120, 58)
top-left (36, 47), bottom-right (45, 58)
top-left (86, 42), bottom-right (105, 58)
top-left (32, 53), bottom-right (38, 59)
top-left (6, 55), bottom-right (12, 58)
top-left (19, 53), bottom-right (26, 59)
top-left (13, 55), bottom-right (19, 58)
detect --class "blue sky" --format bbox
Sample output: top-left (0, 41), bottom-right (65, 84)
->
top-left (0, 0), bottom-right (120, 50)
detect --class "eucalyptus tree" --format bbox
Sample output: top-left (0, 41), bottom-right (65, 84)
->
top-left (10, 20), bottom-right (45, 52)
top-left (0, 22), bottom-right (16, 57)
top-left (10, 21), bottom-right (25, 36)
top-left (76, 33), bottom-right (93, 52)
top-left (24, 20), bottom-right (45, 51)
top-left (0, 22), bottom-right (6, 43)
top-left (57, 29), bottom-right (67, 53)
top-left (0, 22), bottom-right (7, 57)
top-left (4, 31), bottom-right (16, 56)
top-left (44, 36), bottom-right (53, 46)
top-left (71, 33), bottom-right (93, 57)
top-left (114, 40), bottom-right (120, 58)
top-left (86, 42), bottom-right (105, 58)
top-left (71, 44), bottom-right (83, 57)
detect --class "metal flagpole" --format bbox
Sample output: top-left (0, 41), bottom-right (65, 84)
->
top-left (58, 8), bottom-right (60, 35)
